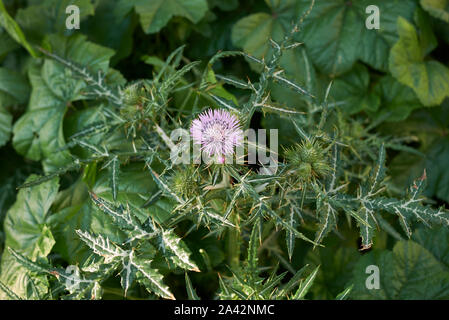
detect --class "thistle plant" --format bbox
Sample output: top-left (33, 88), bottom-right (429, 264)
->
top-left (1, 0), bottom-right (449, 301)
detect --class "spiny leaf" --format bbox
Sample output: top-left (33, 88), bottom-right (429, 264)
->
top-left (365, 143), bottom-right (386, 197)
top-left (286, 207), bottom-right (296, 260)
top-left (161, 61), bottom-right (201, 92)
top-left (335, 284), bottom-right (353, 300)
top-left (277, 264), bottom-right (309, 298)
top-left (17, 162), bottom-right (80, 189)
top-left (210, 94), bottom-right (239, 112)
top-left (358, 206), bottom-right (376, 250)
top-left (76, 230), bottom-right (126, 262)
top-left (120, 255), bottom-right (136, 297)
top-left (130, 255), bottom-right (175, 300)
top-left (247, 221), bottom-right (259, 278)
top-left (108, 156), bottom-right (120, 201)
top-left (260, 271), bottom-right (288, 298)
top-left (293, 265), bottom-right (320, 300)
top-left (8, 247), bottom-right (51, 275)
top-left (148, 167), bottom-right (184, 204)
top-left (261, 202), bottom-right (319, 247)
top-left (272, 72), bottom-right (314, 98)
top-left (159, 229), bottom-right (200, 272)
top-left (314, 202), bottom-right (337, 246)
top-left (0, 0), bottom-right (37, 57)
top-left (185, 273), bottom-right (200, 300)
top-left (215, 74), bottom-right (251, 90)
top-left (0, 279), bottom-right (21, 300)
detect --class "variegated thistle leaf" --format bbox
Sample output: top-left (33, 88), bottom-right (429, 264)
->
top-left (0, 279), bottom-right (21, 300)
top-left (107, 155), bottom-right (120, 201)
top-left (76, 230), bottom-right (127, 263)
top-left (363, 144), bottom-right (386, 198)
top-left (120, 254), bottom-right (137, 297)
top-left (358, 204), bottom-right (377, 250)
top-left (293, 265), bottom-right (320, 300)
top-left (159, 229), bottom-right (200, 272)
top-left (89, 192), bottom-right (156, 241)
top-left (185, 272), bottom-right (200, 300)
top-left (129, 255), bottom-right (175, 300)
top-left (314, 200), bottom-right (337, 246)
top-left (8, 248), bottom-right (101, 299)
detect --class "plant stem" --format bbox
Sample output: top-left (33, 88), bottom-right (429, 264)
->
top-left (227, 209), bottom-right (240, 270)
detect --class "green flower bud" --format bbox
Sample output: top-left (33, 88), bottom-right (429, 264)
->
top-left (285, 139), bottom-right (331, 181)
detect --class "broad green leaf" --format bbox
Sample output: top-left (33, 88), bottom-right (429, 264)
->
top-left (296, 0), bottom-right (417, 75)
top-left (0, 29), bottom-right (19, 57)
top-left (305, 246), bottom-right (359, 299)
top-left (84, 0), bottom-right (137, 64)
top-left (270, 47), bottom-right (319, 110)
top-left (0, 279), bottom-right (21, 300)
top-left (0, 105), bottom-right (12, 147)
top-left (414, 8), bottom-right (438, 56)
top-left (44, 33), bottom-right (115, 74)
top-left (208, 0), bottom-right (238, 11)
top-left (15, 0), bottom-right (94, 43)
top-left (131, 0), bottom-right (208, 34)
top-left (389, 17), bottom-right (449, 106)
top-left (231, 0), bottom-right (295, 68)
top-left (12, 34), bottom-right (115, 172)
top-left (0, 67), bottom-right (30, 106)
top-left (421, 0), bottom-right (449, 22)
top-left (0, 0), bottom-right (37, 57)
top-left (413, 226), bottom-right (449, 269)
top-left (0, 175), bottom-right (58, 299)
top-left (387, 103), bottom-right (449, 203)
top-left (232, 13), bottom-right (284, 61)
top-left (351, 240), bottom-right (449, 299)
top-left (420, 138), bottom-right (449, 203)
top-left (330, 64), bottom-right (380, 114)
top-left (3, 175), bottom-right (58, 259)
top-left (0, 252), bottom-right (50, 299)
top-left (12, 63), bottom-right (73, 171)
top-left (372, 76), bottom-right (422, 122)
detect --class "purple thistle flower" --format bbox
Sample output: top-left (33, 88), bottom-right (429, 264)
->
top-left (190, 109), bottom-right (242, 163)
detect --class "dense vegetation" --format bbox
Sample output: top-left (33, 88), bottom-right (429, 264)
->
top-left (0, 0), bottom-right (449, 300)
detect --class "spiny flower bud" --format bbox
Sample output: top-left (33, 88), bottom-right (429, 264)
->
top-left (171, 166), bottom-right (199, 199)
top-left (285, 140), bottom-right (331, 181)
top-left (123, 83), bottom-right (143, 106)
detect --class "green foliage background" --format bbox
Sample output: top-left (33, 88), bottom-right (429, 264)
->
top-left (0, 0), bottom-right (449, 300)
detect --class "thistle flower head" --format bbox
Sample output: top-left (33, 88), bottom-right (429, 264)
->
top-left (190, 108), bottom-right (242, 163)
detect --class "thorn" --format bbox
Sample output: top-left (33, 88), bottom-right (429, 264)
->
top-left (420, 169), bottom-right (427, 181)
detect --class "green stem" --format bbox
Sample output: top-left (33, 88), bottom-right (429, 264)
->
top-left (227, 210), bottom-right (240, 270)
